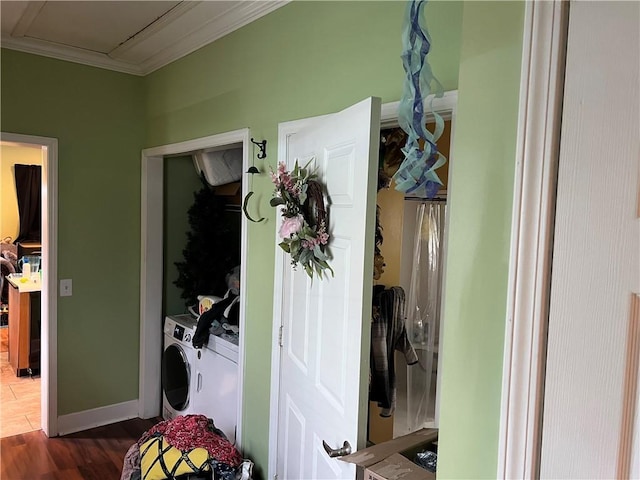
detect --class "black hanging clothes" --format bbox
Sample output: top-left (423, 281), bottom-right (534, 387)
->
top-left (14, 164), bottom-right (42, 244)
top-left (192, 294), bottom-right (237, 349)
top-left (369, 286), bottom-right (418, 417)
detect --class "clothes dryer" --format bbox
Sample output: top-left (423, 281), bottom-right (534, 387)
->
top-left (161, 314), bottom-right (199, 420)
top-left (191, 332), bottom-right (239, 444)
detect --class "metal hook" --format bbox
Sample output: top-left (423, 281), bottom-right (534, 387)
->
top-left (250, 138), bottom-right (267, 159)
top-left (242, 191), bottom-right (265, 223)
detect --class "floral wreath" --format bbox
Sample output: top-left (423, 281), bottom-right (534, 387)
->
top-left (270, 159), bottom-right (333, 279)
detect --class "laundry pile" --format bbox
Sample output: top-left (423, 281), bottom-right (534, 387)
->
top-left (192, 265), bottom-right (241, 349)
top-left (121, 415), bottom-right (253, 480)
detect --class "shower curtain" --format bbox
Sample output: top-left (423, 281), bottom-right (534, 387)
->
top-left (405, 200), bottom-right (446, 430)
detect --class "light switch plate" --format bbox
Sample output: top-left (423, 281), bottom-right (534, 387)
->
top-left (60, 279), bottom-right (72, 297)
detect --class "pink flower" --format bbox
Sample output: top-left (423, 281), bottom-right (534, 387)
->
top-left (301, 227), bottom-right (330, 250)
top-left (318, 231), bottom-right (329, 245)
top-left (279, 215), bottom-right (304, 239)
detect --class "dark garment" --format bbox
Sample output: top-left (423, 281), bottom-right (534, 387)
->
top-left (369, 286), bottom-right (418, 416)
top-left (192, 295), bottom-right (237, 349)
top-left (14, 164), bottom-right (41, 243)
top-left (0, 257), bottom-right (16, 305)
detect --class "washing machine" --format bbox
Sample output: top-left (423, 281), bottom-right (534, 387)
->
top-left (191, 331), bottom-right (239, 444)
top-left (161, 314), bottom-right (199, 420)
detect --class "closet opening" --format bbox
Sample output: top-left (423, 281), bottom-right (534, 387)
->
top-left (162, 145), bottom-right (243, 443)
top-left (163, 145), bottom-right (243, 321)
top-left (140, 128), bottom-right (250, 449)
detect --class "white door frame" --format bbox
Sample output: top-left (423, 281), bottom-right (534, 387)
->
top-left (139, 129), bottom-right (250, 448)
top-left (1, 131), bottom-right (58, 437)
top-left (267, 93), bottom-right (458, 477)
top-left (498, 1), bottom-right (569, 478)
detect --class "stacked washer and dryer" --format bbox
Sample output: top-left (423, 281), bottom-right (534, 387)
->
top-left (161, 314), bottom-right (239, 444)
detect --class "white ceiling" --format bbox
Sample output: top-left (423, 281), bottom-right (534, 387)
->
top-left (1, 1), bottom-right (288, 76)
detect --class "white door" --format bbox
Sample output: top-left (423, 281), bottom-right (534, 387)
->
top-left (540, 2), bottom-right (640, 478)
top-left (273, 97), bottom-right (381, 479)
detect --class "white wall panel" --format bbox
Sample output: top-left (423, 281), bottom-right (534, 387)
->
top-left (540, 2), bottom-right (640, 478)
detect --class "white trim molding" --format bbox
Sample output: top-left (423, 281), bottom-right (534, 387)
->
top-left (57, 400), bottom-right (139, 436)
top-left (498, 1), bottom-right (569, 478)
top-left (1, 1), bottom-right (289, 76)
top-left (1, 131), bottom-right (58, 437)
top-left (139, 129), bottom-right (250, 449)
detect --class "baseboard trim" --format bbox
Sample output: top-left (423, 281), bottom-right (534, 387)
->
top-left (57, 399), bottom-right (139, 436)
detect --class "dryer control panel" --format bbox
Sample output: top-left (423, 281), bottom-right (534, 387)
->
top-left (173, 324), bottom-right (185, 341)
top-left (164, 315), bottom-right (198, 347)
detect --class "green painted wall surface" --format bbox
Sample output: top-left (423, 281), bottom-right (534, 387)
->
top-left (1, 1), bottom-right (527, 476)
top-left (437, 2), bottom-right (524, 478)
top-left (144, 1), bottom-right (462, 472)
top-left (0, 49), bottom-right (146, 414)
top-left (163, 156), bottom-right (202, 316)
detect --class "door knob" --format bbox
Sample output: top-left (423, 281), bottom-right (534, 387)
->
top-left (322, 440), bottom-right (352, 458)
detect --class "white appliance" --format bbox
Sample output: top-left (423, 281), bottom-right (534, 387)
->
top-left (191, 332), bottom-right (239, 444)
top-left (162, 314), bottom-right (239, 444)
top-left (162, 314), bottom-right (199, 419)
top-left (193, 147), bottom-right (243, 186)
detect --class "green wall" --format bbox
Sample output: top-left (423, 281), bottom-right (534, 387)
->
top-left (0, 0), bottom-right (527, 477)
top-left (143, 1), bottom-right (463, 472)
top-left (163, 155), bottom-right (202, 316)
top-left (437, 2), bottom-right (525, 478)
top-left (0, 50), bottom-right (146, 413)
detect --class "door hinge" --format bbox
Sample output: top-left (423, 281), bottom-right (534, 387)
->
top-left (274, 475), bottom-right (278, 480)
top-left (278, 325), bottom-right (283, 347)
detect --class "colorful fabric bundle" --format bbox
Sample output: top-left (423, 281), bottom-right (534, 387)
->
top-left (139, 436), bottom-right (210, 480)
top-left (142, 415), bottom-right (243, 467)
top-left (122, 415), bottom-right (251, 480)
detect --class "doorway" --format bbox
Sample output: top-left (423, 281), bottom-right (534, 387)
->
top-left (139, 129), bottom-right (250, 448)
top-left (0, 132), bottom-right (58, 438)
top-left (268, 94), bottom-right (457, 477)
top-left (368, 107), bottom-right (454, 444)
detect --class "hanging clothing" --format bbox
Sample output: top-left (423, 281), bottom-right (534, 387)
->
top-left (369, 286), bottom-right (418, 417)
top-left (14, 164), bottom-right (42, 243)
top-left (192, 294), bottom-right (237, 349)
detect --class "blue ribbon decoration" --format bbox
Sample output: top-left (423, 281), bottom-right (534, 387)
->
top-left (394, 0), bottom-right (446, 199)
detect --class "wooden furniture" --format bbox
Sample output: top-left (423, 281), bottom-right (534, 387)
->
top-left (7, 278), bottom-right (40, 377)
top-left (17, 241), bottom-right (41, 258)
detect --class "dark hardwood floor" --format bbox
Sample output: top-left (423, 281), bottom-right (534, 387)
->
top-left (0, 417), bottom-right (161, 480)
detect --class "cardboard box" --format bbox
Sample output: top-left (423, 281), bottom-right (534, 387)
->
top-left (340, 428), bottom-right (437, 480)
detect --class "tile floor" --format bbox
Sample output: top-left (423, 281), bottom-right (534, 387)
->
top-left (0, 327), bottom-right (41, 437)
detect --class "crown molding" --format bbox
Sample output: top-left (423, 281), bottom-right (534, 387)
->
top-left (138, 1), bottom-right (288, 75)
top-left (1, 1), bottom-right (289, 77)
top-left (0, 35), bottom-right (145, 75)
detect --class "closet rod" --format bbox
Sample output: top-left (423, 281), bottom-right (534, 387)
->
top-left (404, 196), bottom-right (447, 203)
